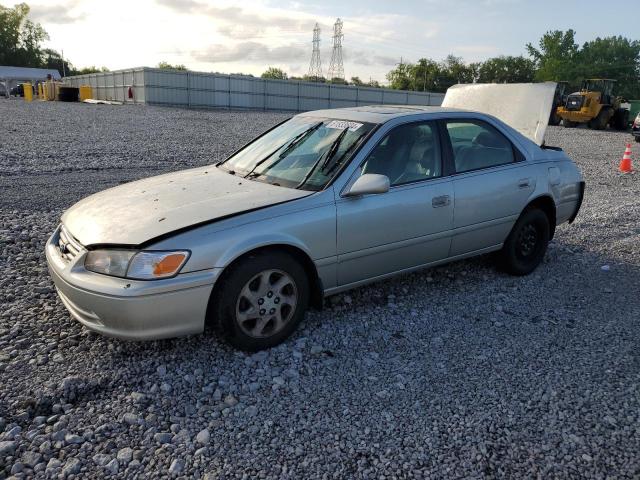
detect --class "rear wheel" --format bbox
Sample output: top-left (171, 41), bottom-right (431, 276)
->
top-left (589, 108), bottom-right (610, 130)
top-left (563, 119), bottom-right (577, 128)
top-left (211, 251), bottom-right (309, 351)
top-left (612, 109), bottom-right (629, 131)
top-left (498, 209), bottom-right (550, 276)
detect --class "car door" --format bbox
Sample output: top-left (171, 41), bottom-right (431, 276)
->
top-left (335, 120), bottom-right (454, 286)
top-left (444, 118), bottom-right (536, 257)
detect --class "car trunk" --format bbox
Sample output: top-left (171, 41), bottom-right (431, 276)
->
top-left (442, 83), bottom-right (557, 146)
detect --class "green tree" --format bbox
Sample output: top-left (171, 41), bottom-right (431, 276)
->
top-left (350, 76), bottom-right (364, 86)
top-left (578, 36), bottom-right (640, 98)
top-left (387, 56), bottom-right (475, 93)
top-left (441, 55), bottom-right (475, 85)
top-left (41, 49), bottom-right (72, 76)
top-left (261, 67), bottom-right (287, 80)
top-left (157, 61), bottom-right (187, 71)
top-left (477, 56), bottom-right (535, 83)
top-left (74, 66), bottom-right (110, 75)
top-left (302, 74), bottom-right (326, 83)
top-left (411, 58), bottom-right (443, 92)
top-left (526, 29), bottom-right (579, 81)
top-left (386, 61), bottom-right (413, 90)
top-left (0, 3), bottom-right (48, 67)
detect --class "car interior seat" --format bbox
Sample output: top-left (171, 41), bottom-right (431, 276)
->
top-left (455, 131), bottom-right (512, 172)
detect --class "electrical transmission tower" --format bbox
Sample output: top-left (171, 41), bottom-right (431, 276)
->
top-left (308, 23), bottom-right (323, 81)
top-left (327, 18), bottom-right (344, 81)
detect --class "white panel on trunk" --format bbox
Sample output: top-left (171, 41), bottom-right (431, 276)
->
top-left (442, 83), bottom-right (556, 146)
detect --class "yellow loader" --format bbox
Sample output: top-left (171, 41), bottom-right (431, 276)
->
top-left (557, 79), bottom-right (629, 130)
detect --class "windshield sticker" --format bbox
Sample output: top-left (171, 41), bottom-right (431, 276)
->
top-left (325, 120), bottom-right (363, 132)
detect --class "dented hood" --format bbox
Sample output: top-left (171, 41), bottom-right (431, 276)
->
top-left (442, 83), bottom-right (556, 146)
top-left (62, 166), bottom-right (311, 246)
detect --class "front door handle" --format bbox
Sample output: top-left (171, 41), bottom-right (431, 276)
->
top-left (432, 195), bottom-right (450, 208)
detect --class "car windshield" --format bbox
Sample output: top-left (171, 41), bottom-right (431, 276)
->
top-left (218, 116), bottom-right (375, 191)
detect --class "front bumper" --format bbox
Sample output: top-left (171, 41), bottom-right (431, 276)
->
top-left (46, 227), bottom-right (221, 340)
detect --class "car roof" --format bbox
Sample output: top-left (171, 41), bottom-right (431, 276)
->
top-left (297, 105), bottom-right (469, 124)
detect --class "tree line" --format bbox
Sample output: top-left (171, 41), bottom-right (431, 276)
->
top-left (385, 30), bottom-right (640, 99)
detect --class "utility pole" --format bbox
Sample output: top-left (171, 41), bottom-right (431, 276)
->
top-left (61, 49), bottom-right (66, 77)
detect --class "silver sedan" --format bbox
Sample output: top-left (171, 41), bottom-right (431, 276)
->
top-left (46, 87), bottom-right (584, 350)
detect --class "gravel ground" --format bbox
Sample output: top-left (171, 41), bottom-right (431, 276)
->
top-left (1, 99), bottom-right (639, 479)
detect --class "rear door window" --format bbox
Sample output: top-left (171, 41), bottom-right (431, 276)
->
top-left (445, 120), bottom-right (515, 174)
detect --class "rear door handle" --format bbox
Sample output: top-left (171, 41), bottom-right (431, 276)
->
top-left (432, 195), bottom-right (450, 208)
top-left (518, 178), bottom-right (531, 188)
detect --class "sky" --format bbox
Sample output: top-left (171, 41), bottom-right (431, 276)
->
top-left (15, 0), bottom-right (639, 83)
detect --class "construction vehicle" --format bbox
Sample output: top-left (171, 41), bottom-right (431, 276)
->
top-left (548, 81), bottom-right (569, 126)
top-left (557, 79), bottom-right (629, 130)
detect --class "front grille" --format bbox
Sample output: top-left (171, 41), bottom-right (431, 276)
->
top-left (58, 225), bottom-right (83, 262)
top-left (566, 95), bottom-right (584, 111)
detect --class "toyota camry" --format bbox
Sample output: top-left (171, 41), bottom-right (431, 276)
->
top-left (46, 83), bottom-right (584, 350)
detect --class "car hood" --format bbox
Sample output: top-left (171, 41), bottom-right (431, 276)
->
top-left (62, 166), bottom-right (312, 246)
top-left (442, 83), bottom-right (556, 146)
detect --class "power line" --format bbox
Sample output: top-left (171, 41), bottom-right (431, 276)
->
top-left (308, 22), bottom-right (323, 80)
top-left (327, 18), bottom-right (344, 81)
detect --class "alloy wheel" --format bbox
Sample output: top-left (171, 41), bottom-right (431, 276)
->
top-left (235, 269), bottom-right (298, 338)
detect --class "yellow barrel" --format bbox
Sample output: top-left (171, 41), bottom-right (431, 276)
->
top-left (37, 83), bottom-right (43, 99)
top-left (23, 82), bottom-right (33, 102)
top-left (79, 85), bottom-right (92, 101)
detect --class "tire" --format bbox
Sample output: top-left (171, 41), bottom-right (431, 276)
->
top-left (563, 119), bottom-right (577, 128)
top-left (498, 208), bottom-right (550, 276)
top-left (635, 136), bottom-right (640, 143)
top-left (613, 109), bottom-right (629, 131)
top-left (589, 108), bottom-right (610, 130)
top-left (211, 251), bottom-right (309, 351)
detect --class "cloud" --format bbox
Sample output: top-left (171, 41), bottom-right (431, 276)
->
top-left (349, 51), bottom-right (398, 67)
top-left (192, 41), bottom-right (308, 63)
top-left (29, 2), bottom-right (86, 24)
top-left (157, 0), bottom-right (311, 39)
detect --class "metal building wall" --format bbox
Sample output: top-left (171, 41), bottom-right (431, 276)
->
top-left (65, 67), bottom-right (444, 110)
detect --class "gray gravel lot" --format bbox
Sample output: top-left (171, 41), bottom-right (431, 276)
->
top-left (1, 99), bottom-right (639, 479)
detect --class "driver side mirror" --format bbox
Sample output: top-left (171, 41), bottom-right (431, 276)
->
top-left (344, 173), bottom-right (390, 197)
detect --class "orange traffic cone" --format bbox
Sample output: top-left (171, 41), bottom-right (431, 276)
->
top-left (619, 144), bottom-right (633, 173)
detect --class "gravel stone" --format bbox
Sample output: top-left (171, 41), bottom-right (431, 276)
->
top-left (1, 102), bottom-right (639, 478)
top-left (61, 458), bottom-right (81, 476)
top-left (196, 428), bottom-right (210, 445)
top-left (0, 441), bottom-right (17, 455)
top-left (105, 458), bottom-right (119, 475)
top-left (154, 432), bottom-right (172, 444)
top-left (116, 447), bottom-right (133, 463)
top-left (169, 458), bottom-right (184, 475)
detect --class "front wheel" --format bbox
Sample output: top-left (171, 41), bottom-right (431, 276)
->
top-left (498, 209), bottom-right (550, 276)
top-left (211, 251), bottom-right (309, 351)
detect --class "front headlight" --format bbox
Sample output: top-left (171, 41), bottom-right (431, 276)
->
top-left (85, 250), bottom-right (189, 280)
